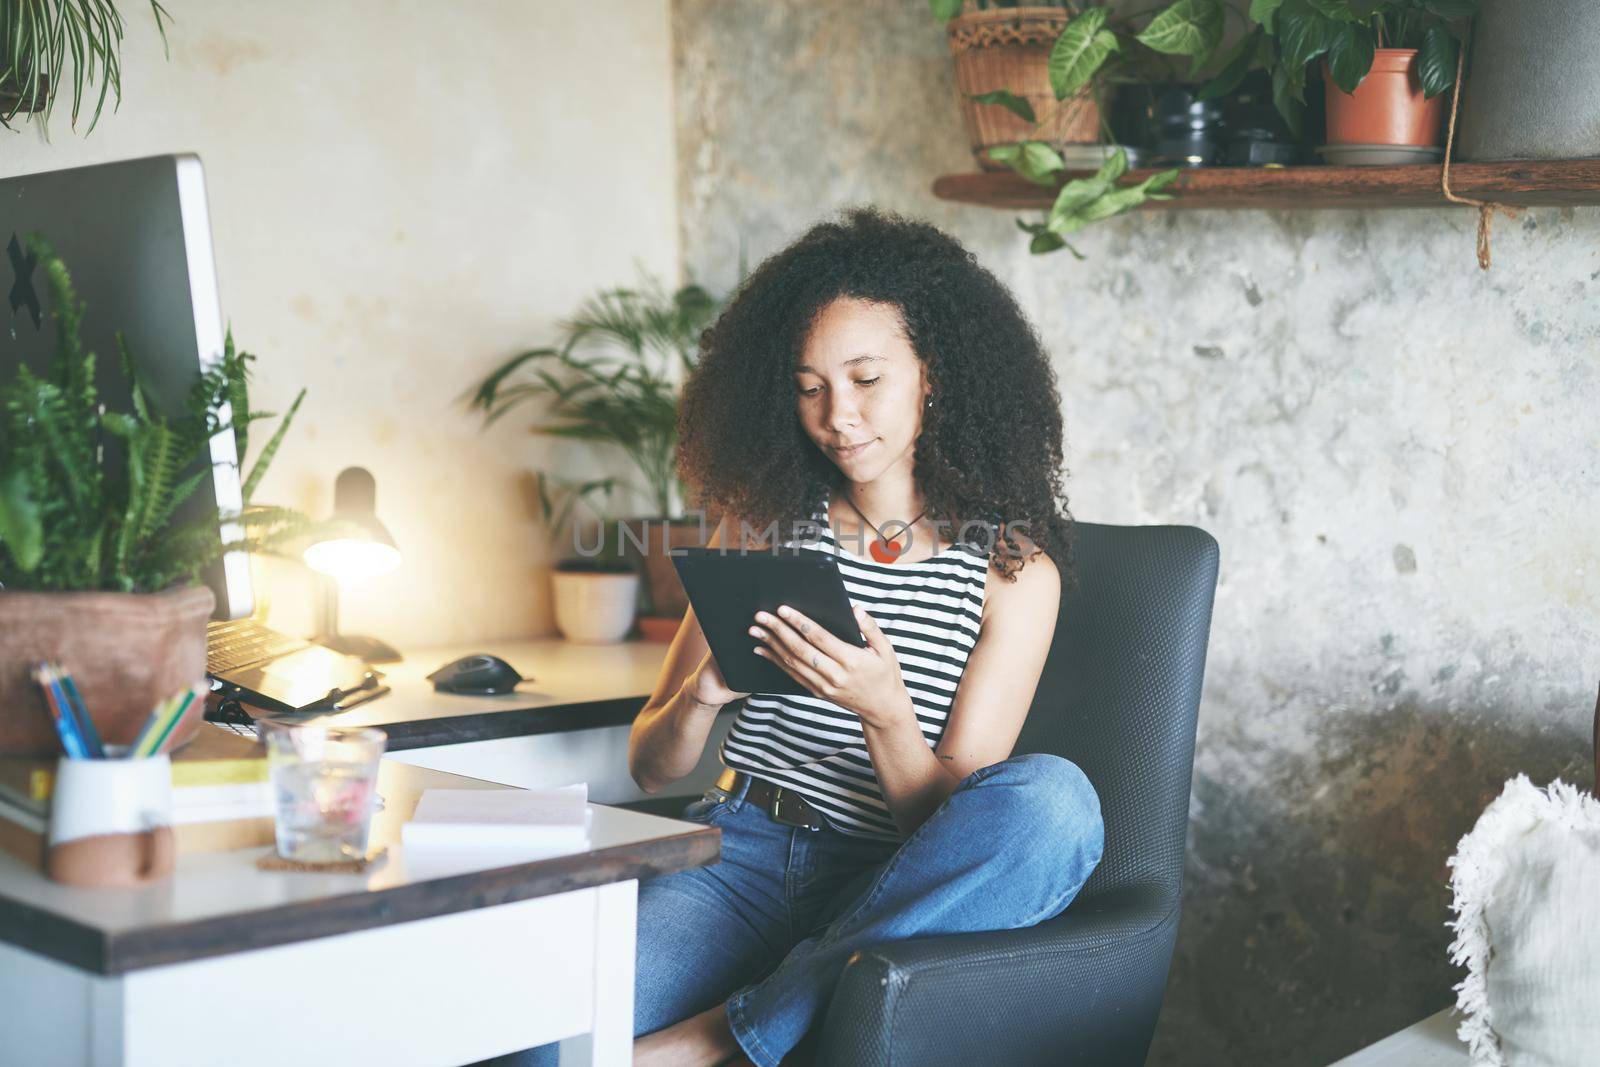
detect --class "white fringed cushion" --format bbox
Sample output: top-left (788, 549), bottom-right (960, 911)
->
top-left (1446, 774), bottom-right (1600, 1067)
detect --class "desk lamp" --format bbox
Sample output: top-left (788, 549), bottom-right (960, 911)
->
top-left (304, 466), bottom-right (403, 663)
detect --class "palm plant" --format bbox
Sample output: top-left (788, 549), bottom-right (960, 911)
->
top-left (0, 235), bottom-right (315, 593)
top-left (1, 0), bottom-right (171, 135)
top-left (466, 270), bottom-right (724, 536)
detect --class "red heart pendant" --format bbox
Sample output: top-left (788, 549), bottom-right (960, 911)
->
top-left (869, 538), bottom-right (903, 564)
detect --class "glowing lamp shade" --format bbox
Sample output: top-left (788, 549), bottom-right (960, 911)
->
top-left (305, 467), bottom-right (403, 663)
top-left (303, 537), bottom-right (401, 581)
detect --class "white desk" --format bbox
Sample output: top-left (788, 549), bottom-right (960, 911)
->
top-left (308, 639), bottom-right (734, 805)
top-left (1328, 1008), bottom-right (1471, 1066)
top-left (0, 760), bottom-right (719, 1067)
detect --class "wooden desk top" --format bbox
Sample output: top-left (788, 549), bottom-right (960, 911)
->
top-left (274, 637), bottom-right (699, 750)
top-left (0, 760), bottom-right (719, 976)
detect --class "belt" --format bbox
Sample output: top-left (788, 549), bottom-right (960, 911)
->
top-left (715, 768), bottom-right (828, 832)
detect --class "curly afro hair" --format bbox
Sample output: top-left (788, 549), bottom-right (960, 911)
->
top-left (676, 205), bottom-right (1072, 583)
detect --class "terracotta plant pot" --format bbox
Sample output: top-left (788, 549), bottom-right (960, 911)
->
top-left (1324, 48), bottom-right (1446, 147)
top-left (636, 615), bottom-right (684, 644)
top-left (0, 586), bottom-right (214, 757)
top-left (947, 4), bottom-right (1101, 171)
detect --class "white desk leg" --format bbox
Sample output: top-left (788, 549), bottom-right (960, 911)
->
top-left (560, 879), bottom-right (637, 1067)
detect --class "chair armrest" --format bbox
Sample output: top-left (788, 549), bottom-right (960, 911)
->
top-left (816, 883), bottom-right (1181, 1067)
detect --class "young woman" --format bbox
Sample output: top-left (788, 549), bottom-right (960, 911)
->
top-left (505, 207), bottom-right (1102, 1067)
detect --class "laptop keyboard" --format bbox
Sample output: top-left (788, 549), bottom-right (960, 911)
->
top-left (207, 619), bottom-right (312, 674)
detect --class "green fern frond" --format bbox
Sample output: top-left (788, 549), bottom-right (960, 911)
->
top-left (0, 466), bottom-right (44, 572)
top-left (143, 466), bottom-right (209, 540)
top-left (242, 387), bottom-right (303, 503)
top-left (222, 329), bottom-right (252, 460)
top-left (134, 419), bottom-right (180, 543)
top-left (115, 331), bottom-right (154, 422)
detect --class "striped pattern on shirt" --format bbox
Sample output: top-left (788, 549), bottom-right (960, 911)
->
top-left (718, 487), bottom-right (990, 841)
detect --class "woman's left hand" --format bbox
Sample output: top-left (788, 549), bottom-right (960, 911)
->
top-left (749, 604), bottom-right (915, 729)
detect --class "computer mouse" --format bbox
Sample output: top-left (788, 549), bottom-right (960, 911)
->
top-left (426, 654), bottom-right (526, 695)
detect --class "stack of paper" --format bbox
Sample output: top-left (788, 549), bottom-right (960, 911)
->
top-left (402, 783), bottom-right (591, 852)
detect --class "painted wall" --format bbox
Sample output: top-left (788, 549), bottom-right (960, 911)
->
top-left (1, 0), bottom-right (680, 648)
top-left (672, 3), bottom-right (1599, 1063)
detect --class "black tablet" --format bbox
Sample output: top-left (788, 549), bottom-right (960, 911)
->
top-left (670, 546), bottom-right (867, 696)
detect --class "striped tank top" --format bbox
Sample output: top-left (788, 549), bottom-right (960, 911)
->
top-left (718, 487), bottom-right (991, 841)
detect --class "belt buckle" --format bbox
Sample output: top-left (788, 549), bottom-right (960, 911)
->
top-left (770, 786), bottom-right (820, 832)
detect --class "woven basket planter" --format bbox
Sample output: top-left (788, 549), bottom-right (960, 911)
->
top-left (947, 3), bottom-right (1100, 172)
top-left (0, 585), bottom-right (213, 757)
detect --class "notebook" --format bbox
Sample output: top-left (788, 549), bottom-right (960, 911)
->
top-left (401, 784), bottom-right (591, 850)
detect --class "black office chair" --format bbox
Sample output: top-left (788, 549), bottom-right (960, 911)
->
top-left (814, 522), bottom-right (1220, 1067)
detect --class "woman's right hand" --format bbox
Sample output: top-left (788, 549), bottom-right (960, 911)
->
top-left (688, 650), bottom-right (751, 708)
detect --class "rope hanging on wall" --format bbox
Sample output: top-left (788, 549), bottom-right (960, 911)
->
top-left (1439, 26), bottom-right (1517, 270)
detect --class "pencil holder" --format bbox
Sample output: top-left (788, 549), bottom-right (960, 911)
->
top-left (46, 750), bottom-right (175, 888)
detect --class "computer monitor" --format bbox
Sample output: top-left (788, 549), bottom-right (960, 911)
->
top-left (0, 154), bottom-right (252, 620)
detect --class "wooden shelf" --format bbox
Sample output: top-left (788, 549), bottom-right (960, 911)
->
top-left (932, 158), bottom-right (1600, 211)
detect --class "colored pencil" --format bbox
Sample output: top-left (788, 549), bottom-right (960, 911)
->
top-left (129, 694), bottom-right (178, 758)
top-left (47, 663), bottom-right (101, 759)
top-left (145, 685), bottom-right (203, 756)
top-left (40, 664), bottom-right (91, 760)
top-left (56, 669), bottom-right (105, 759)
top-left (127, 694), bottom-right (174, 758)
top-left (31, 662), bottom-right (90, 759)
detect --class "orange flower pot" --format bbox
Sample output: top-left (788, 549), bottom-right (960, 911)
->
top-left (1324, 48), bottom-right (1446, 147)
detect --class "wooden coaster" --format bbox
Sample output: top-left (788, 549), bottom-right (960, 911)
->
top-left (255, 846), bottom-right (387, 874)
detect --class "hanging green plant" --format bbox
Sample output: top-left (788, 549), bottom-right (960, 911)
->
top-left (1005, 145), bottom-right (1179, 258)
top-left (0, 0), bottom-right (171, 135)
top-left (931, 0), bottom-right (1242, 257)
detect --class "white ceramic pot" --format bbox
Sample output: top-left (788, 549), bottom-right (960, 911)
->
top-left (551, 569), bottom-right (641, 644)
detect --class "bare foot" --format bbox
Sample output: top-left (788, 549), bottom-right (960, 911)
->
top-left (634, 1004), bottom-right (743, 1067)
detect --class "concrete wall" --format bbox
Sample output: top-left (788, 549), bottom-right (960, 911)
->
top-left (1, 0), bottom-right (679, 648)
top-left (673, 3), bottom-right (1600, 1063)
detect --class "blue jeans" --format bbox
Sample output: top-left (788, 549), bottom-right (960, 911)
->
top-left (491, 752), bottom-right (1103, 1067)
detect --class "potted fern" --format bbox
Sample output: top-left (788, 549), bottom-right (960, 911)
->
top-left (467, 271), bottom-right (725, 641)
top-left (0, 237), bottom-right (312, 756)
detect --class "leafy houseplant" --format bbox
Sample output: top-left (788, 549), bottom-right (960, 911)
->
top-left (535, 472), bottom-right (632, 576)
top-left (931, 0), bottom-right (1241, 257)
top-left (0, 236), bottom-right (312, 755)
top-left (1, 0), bottom-right (171, 135)
top-left (1200, 0), bottom-right (1479, 142)
top-left (467, 271), bottom-right (725, 633)
top-left (997, 144), bottom-right (1178, 259)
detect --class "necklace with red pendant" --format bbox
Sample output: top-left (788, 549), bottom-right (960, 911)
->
top-left (844, 493), bottom-right (926, 564)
